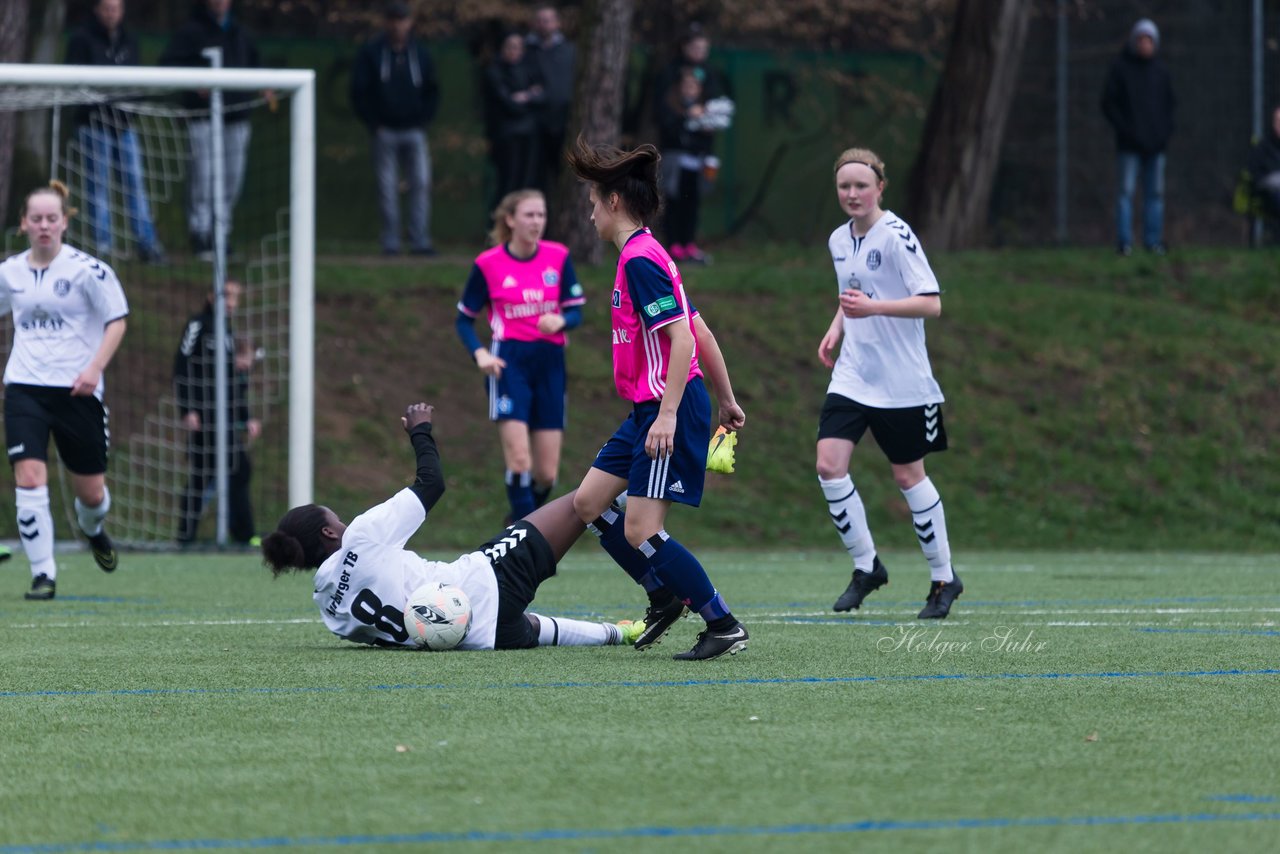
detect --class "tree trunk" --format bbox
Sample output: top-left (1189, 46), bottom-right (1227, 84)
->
top-left (551, 0), bottom-right (635, 264)
top-left (0, 0), bottom-right (31, 222)
top-left (905, 0), bottom-right (1031, 251)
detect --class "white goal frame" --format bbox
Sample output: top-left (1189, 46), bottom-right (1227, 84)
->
top-left (0, 63), bottom-right (315, 510)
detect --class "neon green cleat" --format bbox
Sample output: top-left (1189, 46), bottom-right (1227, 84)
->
top-left (616, 619), bottom-right (647, 646)
top-left (705, 426), bottom-right (737, 474)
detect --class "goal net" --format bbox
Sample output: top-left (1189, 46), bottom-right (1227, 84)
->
top-left (0, 63), bottom-right (314, 549)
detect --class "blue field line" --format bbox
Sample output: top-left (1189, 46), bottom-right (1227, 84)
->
top-left (4, 667), bottom-right (1278, 701)
top-left (4, 810), bottom-right (1280, 852)
top-left (1136, 627), bottom-right (1280, 637)
top-left (1206, 794), bottom-right (1277, 803)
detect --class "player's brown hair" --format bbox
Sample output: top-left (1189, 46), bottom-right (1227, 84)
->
top-left (833, 147), bottom-right (888, 188)
top-left (566, 135), bottom-right (663, 222)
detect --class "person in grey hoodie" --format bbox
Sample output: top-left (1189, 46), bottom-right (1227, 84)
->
top-left (1101, 18), bottom-right (1175, 255)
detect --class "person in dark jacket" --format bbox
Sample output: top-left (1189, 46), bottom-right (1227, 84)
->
top-left (1101, 18), bottom-right (1175, 255)
top-left (174, 280), bottom-right (260, 546)
top-left (350, 1), bottom-right (441, 256)
top-left (65, 0), bottom-right (166, 264)
top-left (159, 0), bottom-right (263, 260)
top-left (483, 32), bottom-right (544, 207)
top-left (1248, 104), bottom-right (1280, 218)
top-left (525, 5), bottom-right (575, 194)
top-left (653, 25), bottom-right (734, 265)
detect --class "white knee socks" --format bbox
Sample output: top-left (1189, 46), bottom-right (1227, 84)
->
top-left (75, 485), bottom-right (111, 537)
top-left (901, 477), bottom-right (953, 582)
top-left (534, 614), bottom-right (624, 646)
top-left (819, 475), bottom-right (875, 571)
top-left (17, 486), bottom-right (56, 580)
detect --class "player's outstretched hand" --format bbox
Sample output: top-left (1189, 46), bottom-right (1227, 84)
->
top-left (402, 403), bottom-right (434, 432)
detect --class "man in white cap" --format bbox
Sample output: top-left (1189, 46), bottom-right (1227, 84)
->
top-left (1101, 18), bottom-right (1175, 256)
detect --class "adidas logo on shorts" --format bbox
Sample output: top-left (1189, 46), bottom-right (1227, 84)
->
top-left (668, 480), bottom-right (685, 494)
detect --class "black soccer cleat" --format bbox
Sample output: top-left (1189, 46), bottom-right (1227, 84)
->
top-left (833, 555), bottom-right (889, 612)
top-left (918, 571), bottom-right (963, 619)
top-left (672, 622), bottom-right (749, 661)
top-left (24, 573), bottom-right (56, 601)
top-left (633, 593), bottom-right (688, 651)
top-left (88, 531), bottom-right (118, 573)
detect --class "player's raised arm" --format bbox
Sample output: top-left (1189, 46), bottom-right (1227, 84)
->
top-left (401, 403), bottom-right (445, 513)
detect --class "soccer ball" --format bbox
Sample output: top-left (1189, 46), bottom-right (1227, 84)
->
top-left (404, 582), bottom-right (472, 651)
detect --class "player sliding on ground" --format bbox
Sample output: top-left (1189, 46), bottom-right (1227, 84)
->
top-left (261, 403), bottom-right (644, 651)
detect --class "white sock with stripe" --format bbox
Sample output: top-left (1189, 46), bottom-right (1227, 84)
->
top-left (534, 614), bottom-right (622, 646)
top-left (901, 477), bottom-right (953, 582)
top-left (17, 486), bottom-right (56, 580)
top-left (819, 475), bottom-right (875, 571)
top-left (75, 485), bottom-right (111, 536)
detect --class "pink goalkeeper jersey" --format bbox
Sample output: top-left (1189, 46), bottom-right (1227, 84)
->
top-left (611, 229), bottom-right (701, 403)
top-left (459, 241), bottom-right (583, 345)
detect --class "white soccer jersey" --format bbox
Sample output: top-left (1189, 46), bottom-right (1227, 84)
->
top-left (0, 246), bottom-right (129, 399)
top-left (311, 489), bottom-right (499, 650)
top-left (826, 211), bottom-right (944, 408)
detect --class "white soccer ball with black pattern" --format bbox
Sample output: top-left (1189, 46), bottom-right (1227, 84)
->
top-left (404, 582), bottom-right (472, 650)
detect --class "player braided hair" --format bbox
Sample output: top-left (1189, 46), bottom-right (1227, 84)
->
top-left (21, 179), bottom-right (79, 220)
top-left (833, 147), bottom-right (888, 188)
top-left (566, 135), bottom-right (663, 222)
top-left (261, 504), bottom-right (331, 576)
top-left (489, 189), bottom-right (545, 245)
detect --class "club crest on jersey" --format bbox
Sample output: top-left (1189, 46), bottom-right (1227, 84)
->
top-left (53, 279), bottom-right (72, 297)
top-left (866, 249), bottom-right (882, 270)
top-left (611, 289), bottom-right (622, 308)
top-left (542, 268), bottom-right (559, 286)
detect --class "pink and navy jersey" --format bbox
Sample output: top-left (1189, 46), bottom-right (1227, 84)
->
top-left (611, 229), bottom-right (701, 403)
top-left (457, 241), bottom-right (583, 345)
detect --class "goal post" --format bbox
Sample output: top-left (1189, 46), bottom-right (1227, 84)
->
top-left (0, 63), bottom-right (315, 543)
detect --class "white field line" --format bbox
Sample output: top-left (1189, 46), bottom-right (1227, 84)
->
top-left (0, 617), bottom-right (320, 630)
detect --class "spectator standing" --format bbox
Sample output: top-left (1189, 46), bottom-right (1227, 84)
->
top-left (350, 1), bottom-right (441, 257)
top-left (1101, 18), bottom-right (1174, 256)
top-left (525, 5), bottom-right (575, 194)
top-left (173, 279), bottom-right (260, 547)
top-left (65, 0), bottom-right (166, 264)
top-left (483, 32), bottom-right (544, 206)
top-left (652, 25), bottom-right (733, 265)
top-left (159, 0), bottom-right (263, 260)
top-left (1247, 104), bottom-right (1280, 218)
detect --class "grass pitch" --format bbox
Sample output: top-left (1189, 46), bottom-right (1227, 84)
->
top-left (1, 547), bottom-right (1278, 853)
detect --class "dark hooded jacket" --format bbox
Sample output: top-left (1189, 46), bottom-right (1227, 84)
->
top-left (159, 2), bottom-right (262, 122)
top-left (65, 13), bottom-right (143, 130)
top-left (1101, 45), bottom-right (1175, 155)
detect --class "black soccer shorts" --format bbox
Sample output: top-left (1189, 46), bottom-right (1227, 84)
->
top-left (817, 393), bottom-right (948, 465)
top-left (477, 520), bottom-right (558, 650)
top-left (4, 384), bottom-right (110, 474)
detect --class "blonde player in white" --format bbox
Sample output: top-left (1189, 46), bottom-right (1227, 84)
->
top-left (0, 181), bottom-right (128, 600)
top-left (816, 148), bottom-right (962, 620)
top-left (261, 403), bottom-right (645, 651)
